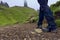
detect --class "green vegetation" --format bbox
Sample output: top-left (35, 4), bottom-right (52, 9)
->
top-left (0, 6), bottom-right (38, 26)
top-left (0, 1), bottom-right (60, 27)
top-left (50, 1), bottom-right (60, 15)
top-left (50, 1), bottom-right (60, 27)
top-left (56, 19), bottom-right (60, 27)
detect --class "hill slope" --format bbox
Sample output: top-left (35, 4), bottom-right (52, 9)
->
top-left (0, 6), bottom-right (38, 26)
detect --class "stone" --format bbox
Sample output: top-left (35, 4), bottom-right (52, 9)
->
top-left (34, 29), bottom-right (42, 33)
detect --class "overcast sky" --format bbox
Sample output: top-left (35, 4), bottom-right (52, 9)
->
top-left (1, 0), bottom-right (59, 10)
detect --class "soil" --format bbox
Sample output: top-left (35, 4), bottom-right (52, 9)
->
top-left (0, 23), bottom-right (60, 40)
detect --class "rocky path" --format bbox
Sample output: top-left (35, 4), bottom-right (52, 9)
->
top-left (0, 23), bottom-right (60, 40)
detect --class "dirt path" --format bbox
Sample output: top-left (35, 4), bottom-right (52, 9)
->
top-left (0, 23), bottom-right (60, 40)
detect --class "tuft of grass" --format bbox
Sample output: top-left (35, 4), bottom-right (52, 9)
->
top-left (56, 19), bottom-right (60, 27)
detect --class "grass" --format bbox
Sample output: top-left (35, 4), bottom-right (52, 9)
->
top-left (56, 19), bottom-right (60, 27)
top-left (0, 6), bottom-right (38, 26)
top-left (0, 5), bottom-right (60, 27)
top-left (50, 6), bottom-right (60, 15)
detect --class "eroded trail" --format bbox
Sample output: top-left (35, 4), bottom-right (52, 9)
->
top-left (0, 23), bottom-right (60, 40)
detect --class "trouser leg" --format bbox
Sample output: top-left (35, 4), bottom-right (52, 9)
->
top-left (37, 9), bottom-right (44, 27)
top-left (44, 6), bottom-right (57, 30)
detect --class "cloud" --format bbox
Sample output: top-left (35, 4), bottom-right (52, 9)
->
top-left (1, 0), bottom-right (59, 10)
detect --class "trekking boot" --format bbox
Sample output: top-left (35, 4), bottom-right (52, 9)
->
top-left (36, 25), bottom-right (42, 29)
top-left (51, 29), bottom-right (57, 33)
top-left (42, 27), bottom-right (57, 33)
top-left (42, 28), bottom-right (50, 32)
top-left (34, 25), bottom-right (43, 33)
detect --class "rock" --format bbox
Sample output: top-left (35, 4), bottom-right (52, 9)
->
top-left (34, 29), bottom-right (42, 33)
top-left (31, 31), bottom-right (36, 34)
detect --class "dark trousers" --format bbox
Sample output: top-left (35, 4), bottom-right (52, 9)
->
top-left (37, 5), bottom-right (57, 30)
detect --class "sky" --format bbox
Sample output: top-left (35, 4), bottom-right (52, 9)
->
top-left (1, 0), bottom-right (59, 10)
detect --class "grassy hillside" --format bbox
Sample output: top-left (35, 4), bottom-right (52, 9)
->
top-left (0, 6), bottom-right (38, 26)
top-left (50, 6), bottom-right (60, 13)
top-left (50, 1), bottom-right (60, 15)
top-left (0, 2), bottom-right (60, 27)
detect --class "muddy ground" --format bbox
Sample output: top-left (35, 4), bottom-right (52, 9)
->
top-left (0, 23), bottom-right (60, 40)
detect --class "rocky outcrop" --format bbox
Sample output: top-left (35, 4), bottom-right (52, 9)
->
top-left (0, 1), bottom-right (9, 7)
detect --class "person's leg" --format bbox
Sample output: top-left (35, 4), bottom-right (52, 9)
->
top-left (44, 6), bottom-right (57, 31)
top-left (37, 8), bottom-right (44, 28)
